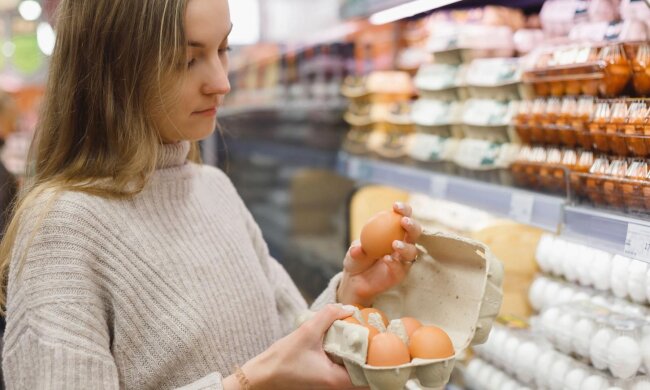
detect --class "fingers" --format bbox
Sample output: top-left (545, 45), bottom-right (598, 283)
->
top-left (344, 241), bottom-right (376, 275)
top-left (392, 240), bottom-right (417, 262)
top-left (307, 305), bottom-right (355, 336)
top-left (400, 216), bottom-right (422, 244)
top-left (381, 255), bottom-right (409, 286)
top-left (393, 201), bottom-right (412, 217)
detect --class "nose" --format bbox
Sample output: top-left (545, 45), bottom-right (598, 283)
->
top-left (201, 56), bottom-right (231, 96)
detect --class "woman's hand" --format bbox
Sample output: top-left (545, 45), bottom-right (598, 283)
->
top-left (223, 305), bottom-right (368, 390)
top-left (337, 202), bottom-right (423, 307)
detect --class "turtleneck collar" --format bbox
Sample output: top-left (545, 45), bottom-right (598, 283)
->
top-left (157, 141), bottom-right (191, 169)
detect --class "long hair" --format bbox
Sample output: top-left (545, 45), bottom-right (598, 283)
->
top-left (0, 0), bottom-right (200, 310)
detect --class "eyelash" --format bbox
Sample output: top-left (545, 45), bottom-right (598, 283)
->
top-left (187, 46), bottom-right (231, 68)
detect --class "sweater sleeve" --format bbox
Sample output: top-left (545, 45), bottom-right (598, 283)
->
top-left (2, 198), bottom-right (226, 390)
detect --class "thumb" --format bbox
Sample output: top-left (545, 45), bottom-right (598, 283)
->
top-left (307, 304), bottom-right (355, 336)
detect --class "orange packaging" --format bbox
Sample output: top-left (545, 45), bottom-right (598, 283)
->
top-left (599, 44), bottom-right (632, 98)
top-left (622, 161), bottom-right (648, 212)
top-left (574, 98), bottom-right (595, 149)
top-left (624, 102), bottom-right (649, 156)
top-left (590, 102), bottom-right (611, 152)
top-left (603, 159), bottom-right (628, 208)
top-left (543, 99), bottom-right (561, 144)
top-left (632, 43), bottom-right (650, 95)
top-left (606, 101), bottom-right (629, 156)
top-left (557, 98), bottom-right (577, 147)
top-left (585, 157), bottom-right (609, 206)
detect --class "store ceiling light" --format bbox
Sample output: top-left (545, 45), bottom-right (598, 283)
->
top-left (18, 0), bottom-right (41, 21)
top-left (37, 21), bottom-right (55, 56)
top-left (369, 0), bottom-right (462, 25)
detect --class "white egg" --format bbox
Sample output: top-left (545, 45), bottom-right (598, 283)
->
top-left (514, 341), bottom-right (539, 383)
top-left (535, 350), bottom-right (558, 389)
top-left (611, 255), bottom-right (632, 299)
top-left (504, 336), bottom-right (521, 369)
top-left (536, 234), bottom-right (555, 272)
top-left (606, 387), bottom-right (625, 390)
top-left (488, 370), bottom-right (507, 390)
top-left (608, 335), bottom-right (642, 379)
top-left (549, 357), bottom-right (573, 389)
top-left (556, 312), bottom-right (577, 354)
top-left (577, 246), bottom-right (594, 286)
top-left (529, 277), bottom-right (548, 312)
top-left (542, 307), bottom-right (561, 342)
top-left (550, 239), bottom-right (568, 276)
top-left (490, 329), bottom-right (508, 366)
top-left (641, 334), bottom-right (650, 374)
top-left (627, 260), bottom-right (649, 304)
top-left (542, 280), bottom-right (561, 309)
top-left (591, 249), bottom-right (613, 291)
top-left (590, 327), bottom-right (614, 370)
top-left (501, 379), bottom-right (519, 390)
top-left (562, 242), bottom-right (581, 283)
top-left (557, 286), bottom-right (576, 305)
top-left (466, 359), bottom-right (483, 379)
top-left (565, 367), bottom-right (588, 390)
top-left (590, 295), bottom-right (609, 307)
top-left (580, 374), bottom-right (610, 390)
top-left (572, 318), bottom-right (596, 357)
top-left (572, 291), bottom-right (590, 303)
top-left (477, 363), bottom-right (494, 385)
top-left (632, 381), bottom-right (650, 390)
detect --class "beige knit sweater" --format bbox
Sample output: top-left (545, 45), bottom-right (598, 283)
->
top-left (3, 141), bottom-right (340, 389)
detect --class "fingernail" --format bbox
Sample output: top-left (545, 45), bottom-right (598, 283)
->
top-left (403, 217), bottom-right (413, 226)
top-left (393, 240), bottom-right (405, 250)
top-left (395, 201), bottom-right (405, 210)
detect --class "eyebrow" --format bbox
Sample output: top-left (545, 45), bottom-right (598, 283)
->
top-left (188, 23), bottom-right (234, 48)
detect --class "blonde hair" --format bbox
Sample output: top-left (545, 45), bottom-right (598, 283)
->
top-left (0, 0), bottom-right (201, 310)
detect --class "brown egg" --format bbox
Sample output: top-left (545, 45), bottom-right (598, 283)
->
top-left (360, 210), bottom-right (405, 259)
top-left (351, 304), bottom-right (365, 310)
top-left (409, 326), bottom-right (455, 359)
top-left (361, 308), bottom-right (389, 327)
top-left (400, 317), bottom-right (422, 337)
top-left (343, 316), bottom-right (361, 325)
top-left (367, 333), bottom-right (411, 366)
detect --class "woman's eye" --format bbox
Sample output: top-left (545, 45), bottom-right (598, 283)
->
top-left (187, 58), bottom-right (196, 68)
top-left (219, 46), bottom-right (232, 55)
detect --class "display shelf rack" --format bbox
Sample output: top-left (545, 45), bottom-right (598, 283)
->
top-left (338, 152), bottom-right (650, 262)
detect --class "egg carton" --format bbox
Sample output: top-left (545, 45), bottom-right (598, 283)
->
top-left (535, 234), bottom-right (650, 306)
top-left (316, 231), bottom-right (503, 390)
top-left (476, 323), bottom-right (650, 390)
top-left (537, 301), bottom-right (650, 380)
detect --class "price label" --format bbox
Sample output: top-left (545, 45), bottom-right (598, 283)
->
top-left (624, 223), bottom-right (650, 261)
top-left (429, 176), bottom-right (449, 199)
top-left (509, 193), bottom-right (535, 224)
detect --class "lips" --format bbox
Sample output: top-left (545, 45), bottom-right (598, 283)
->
top-left (193, 107), bottom-right (217, 116)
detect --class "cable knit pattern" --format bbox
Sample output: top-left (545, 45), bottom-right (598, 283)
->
top-left (2, 141), bottom-right (341, 389)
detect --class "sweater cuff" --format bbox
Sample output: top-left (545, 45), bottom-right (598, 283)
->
top-left (310, 272), bottom-right (343, 311)
top-left (177, 372), bottom-right (223, 390)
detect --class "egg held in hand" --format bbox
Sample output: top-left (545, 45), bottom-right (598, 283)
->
top-left (409, 326), bottom-right (455, 359)
top-left (359, 210), bottom-right (406, 259)
top-left (367, 333), bottom-right (411, 366)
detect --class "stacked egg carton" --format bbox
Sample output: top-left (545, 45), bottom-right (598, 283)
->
top-left (405, 19), bottom-right (523, 184)
top-left (471, 324), bottom-right (650, 390)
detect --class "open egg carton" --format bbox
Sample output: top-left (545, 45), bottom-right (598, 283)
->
top-left (322, 231), bottom-right (503, 390)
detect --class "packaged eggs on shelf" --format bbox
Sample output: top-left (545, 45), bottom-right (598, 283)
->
top-left (537, 300), bottom-right (650, 380)
top-left (299, 231), bottom-right (504, 390)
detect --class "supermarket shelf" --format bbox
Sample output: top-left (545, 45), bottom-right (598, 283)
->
top-left (338, 152), bottom-right (650, 262)
top-left (563, 206), bottom-right (650, 263)
top-left (229, 139), bottom-right (339, 169)
top-left (337, 152), bottom-right (565, 232)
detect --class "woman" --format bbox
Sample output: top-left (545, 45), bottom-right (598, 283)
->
top-left (0, 1), bottom-right (422, 389)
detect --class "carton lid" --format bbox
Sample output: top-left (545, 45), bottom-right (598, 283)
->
top-left (372, 231), bottom-right (504, 351)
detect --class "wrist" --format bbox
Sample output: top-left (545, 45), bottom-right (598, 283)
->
top-left (337, 271), bottom-right (372, 307)
top-left (240, 349), bottom-right (274, 389)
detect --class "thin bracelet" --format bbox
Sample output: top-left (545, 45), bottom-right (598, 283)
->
top-left (234, 366), bottom-right (251, 390)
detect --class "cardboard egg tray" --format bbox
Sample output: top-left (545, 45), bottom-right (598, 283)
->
top-left (311, 231), bottom-right (504, 390)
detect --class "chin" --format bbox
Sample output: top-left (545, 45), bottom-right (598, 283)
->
top-left (185, 122), bottom-right (217, 142)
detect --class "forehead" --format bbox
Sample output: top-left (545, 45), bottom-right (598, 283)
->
top-left (185, 0), bottom-right (231, 42)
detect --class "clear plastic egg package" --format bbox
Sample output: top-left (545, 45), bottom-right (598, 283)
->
top-left (315, 231), bottom-right (503, 390)
top-left (473, 323), bottom-right (650, 390)
top-left (538, 300), bottom-right (650, 381)
top-left (534, 234), bottom-right (650, 305)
